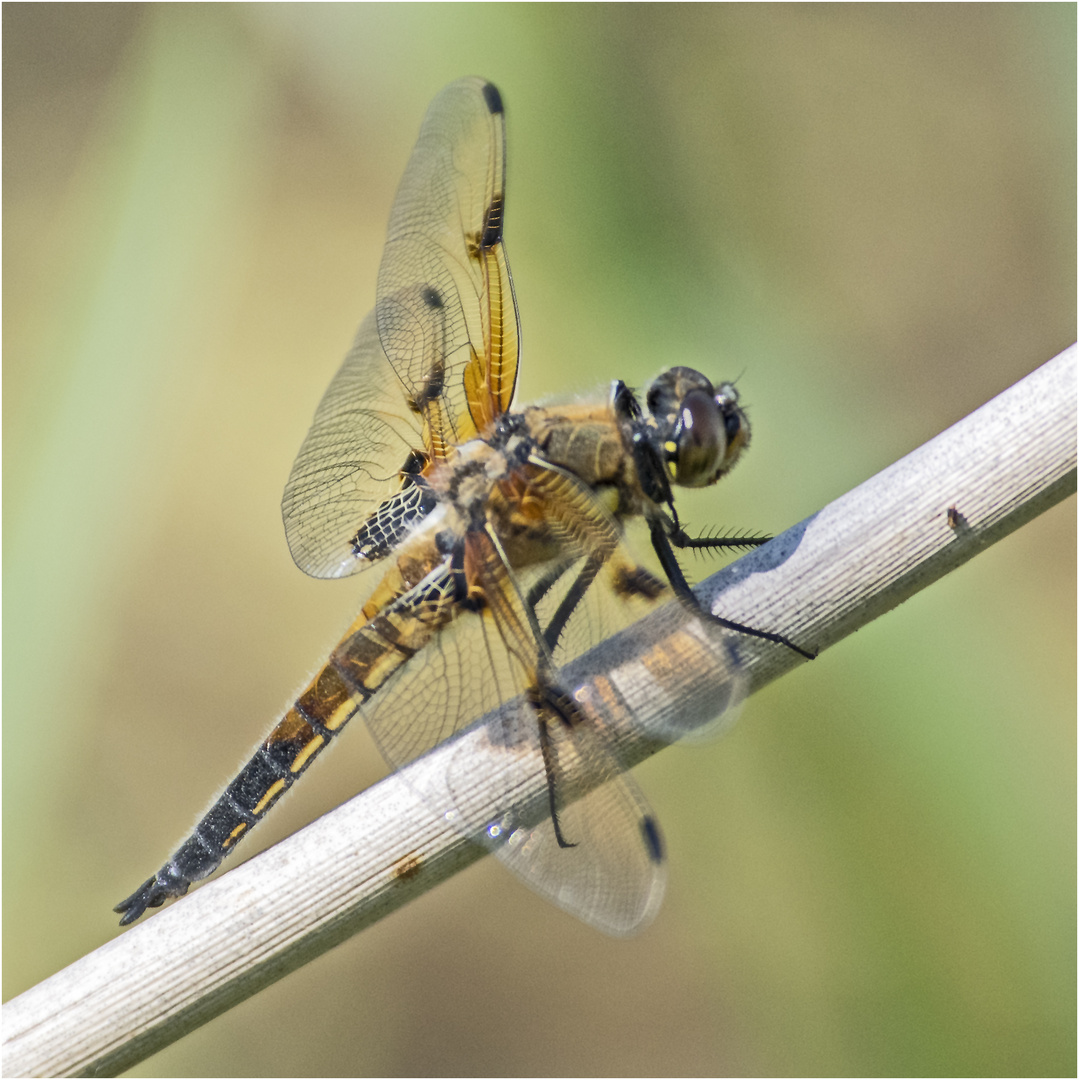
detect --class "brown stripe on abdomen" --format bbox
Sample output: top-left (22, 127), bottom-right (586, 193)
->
top-left (330, 613), bottom-right (425, 697)
top-left (294, 662), bottom-right (356, 732)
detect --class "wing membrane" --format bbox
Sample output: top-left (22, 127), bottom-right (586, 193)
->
top-left (282, 77), bottom-right (518, 578)
top-left (282, 310), bottom-right (427, 579)
top-left (448, 699), bottom-right (669, 937)
top-left (280, 311), bottom-right (427, 578)
top-left (352, 543), bottom-right (671, 935)
top-left (355, 492), bottom-right (743, 935)
top-left (377, 76), bottom-right (518, 454)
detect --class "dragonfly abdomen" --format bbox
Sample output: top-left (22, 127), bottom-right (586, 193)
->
top-left (114, 560), bottom-right (458, 924)
top-left (113, 662), bottom-right (363, 924)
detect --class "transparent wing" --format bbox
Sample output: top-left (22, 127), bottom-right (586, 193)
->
top-left (357, 516), bottom-right (744, 936)
top-left (446, 693), bottom-right (671, 937)
top-left (282, 77), bottom-right (518, 578)
top-left (282, 310), bottom-right (427, 579)
top-left (458, 576), bottom-right (745, 936)
top-left (376, 76), bottom-right (518, 456)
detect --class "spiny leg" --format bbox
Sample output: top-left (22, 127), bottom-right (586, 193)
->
top-left (665, 523), bottom-right (772, 553)
top-left (649, 518), bottom-right (817, 660)
top-left (539, 553), bottom-right (605, 654)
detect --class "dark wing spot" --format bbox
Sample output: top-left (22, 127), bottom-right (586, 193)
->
top-left (612, 564), bottom-right (667, 600)
top-left (420, 285), bottom-right (444, 309)
top-left (480, 195), bottom-right (504, 249)
top-left (406, 360), bottom-right (446, 412)
top-left (481, 81), bottom-right (504, 115)
top-left (641, 816), bottom-right (664, 864)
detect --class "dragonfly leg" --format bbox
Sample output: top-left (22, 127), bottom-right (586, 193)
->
top-left (649, 518), bottom-right (817, 660)
top-left (665, 521), bottom-right (772, 552)
top-left (525, 679), bottom-right (587, 850)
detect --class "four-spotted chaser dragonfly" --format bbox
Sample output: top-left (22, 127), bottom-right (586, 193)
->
top-left (116, 77), bottom-right (809, 936)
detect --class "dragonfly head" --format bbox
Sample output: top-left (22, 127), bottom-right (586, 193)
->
top-left (646, 367), bottom-right (750, 489)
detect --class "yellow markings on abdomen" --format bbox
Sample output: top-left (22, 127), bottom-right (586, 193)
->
top-left (290, 734), bottom-right (325, 772)
top-left (321, 697), bottom-right (355, 732)
top-left (331, 614), bottom-right (432, 698)
top-left (295, 665), bottom-right (356, 732)
top-left (223, 822), bottom-right (248, 849)
top-left (253, 778), bottom-right (287, 816)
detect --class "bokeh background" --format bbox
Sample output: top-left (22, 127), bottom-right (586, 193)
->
top-left (4, 5), bottom-right (1074, 1076)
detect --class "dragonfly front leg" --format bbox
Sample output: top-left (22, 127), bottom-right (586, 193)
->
top-left (648, 517), bottom-right (817, 660)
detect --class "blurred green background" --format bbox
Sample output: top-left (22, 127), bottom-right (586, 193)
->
top-left (4, 5), bottom-right (1075, 1076)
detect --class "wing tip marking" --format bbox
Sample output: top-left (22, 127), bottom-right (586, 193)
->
top-left (641, 815), bottom-right (665, 864)
top-left (481, 80), bottom-right (503, 115)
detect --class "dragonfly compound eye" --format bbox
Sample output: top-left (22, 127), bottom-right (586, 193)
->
top-left (669, 388), bottom-right (726, 488)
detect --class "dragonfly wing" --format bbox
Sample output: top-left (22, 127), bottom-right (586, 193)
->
top-left (377, 76), bottom-right (518, 454)
top-left (282, 77), bottom-right (517, 579)
top-left (447, 694), bottom-right (669, 937)
top-left (355, 591), bottom-right (669, 936)
top-left (282, 309), bottom-right (428, 579)
top-left (357, 513), bottom-right (741, 935)
top-left (440, 565), bottom-right (746, 936)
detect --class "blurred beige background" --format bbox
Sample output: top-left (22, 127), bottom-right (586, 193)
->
top-left (4, 5), bottom-right (1074, 1076)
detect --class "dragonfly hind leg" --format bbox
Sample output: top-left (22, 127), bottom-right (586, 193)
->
top-left (536, 705), bottom-right (578, 850)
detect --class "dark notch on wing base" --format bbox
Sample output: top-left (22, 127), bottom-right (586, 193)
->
top-left (611, 564), bottom-right (666, 601)
top-left (481, 80), bottom-right (503, 115)
top-left (406, 359), bottom-right (446, 413)
top-left (401, 448), bottom-right (429, 475)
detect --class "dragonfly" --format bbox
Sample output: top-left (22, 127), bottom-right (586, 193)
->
top-left (115, 77), bottom-right (810, 936)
